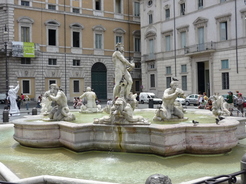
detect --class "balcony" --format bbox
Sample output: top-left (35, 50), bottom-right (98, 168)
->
top-left (143, 53), bottom-right (156, 62)
top-left (184, 41), bottom-right (216, 56)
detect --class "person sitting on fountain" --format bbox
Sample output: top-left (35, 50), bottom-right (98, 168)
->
top-left (154, 80), bottom-right (185, 121)
top-left (45, 84), bottom-right (75, 121)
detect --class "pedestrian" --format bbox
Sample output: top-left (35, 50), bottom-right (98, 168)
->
top-left (21, 93), bottom-right (25, 105)
top-left (73, 97), bottom-right (78, 109)
top-left (226, 91), bottom-right (234, 116)
top-left (37, 95), bottom-right (42, 108)
top-left (198, 92), bottom-right (204, 105)
top-left (24, 95), bottom-right (30, 110)
top-left (16, 95), bottom-right (22, 110)
top-left (236, 93), bottom-right (244, 116)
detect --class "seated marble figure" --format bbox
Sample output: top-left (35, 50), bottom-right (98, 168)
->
top-left (44, 84), bottom-right (75, 121)
top-left (154, 80), bottom-right (185, 121)
top-left (79, 87), bottom-right (102, 113)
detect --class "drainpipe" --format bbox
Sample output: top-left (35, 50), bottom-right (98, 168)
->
top-left (173, 0), bottom-right (177, 77)
top-left (128, 0), bottom-right (130, 61)
top-left (64, 0), bottom-right (67, 95)
top-left (235, 0), bottom-right (238, 74)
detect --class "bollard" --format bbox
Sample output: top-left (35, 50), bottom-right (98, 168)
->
top-left (145, 174), bottom-right (172, 184)
top-left (32, 108), bottom-right (37, 115)
top-left (241, 153), bottom-right (246, 184)
top-left (149, 99), bottom-right (154, 108)
top-left (3, 109), bottom-right (9, 123)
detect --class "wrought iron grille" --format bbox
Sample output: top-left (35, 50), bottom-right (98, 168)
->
top-left (193, 170), bottom-right (246, 184)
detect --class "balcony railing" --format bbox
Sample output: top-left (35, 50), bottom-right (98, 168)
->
top-left (184, 41), bottom-right (216, 55)
top-left (143, 53), bottom-right (156, 62)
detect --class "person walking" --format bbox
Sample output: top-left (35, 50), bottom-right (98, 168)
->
top-left (24, 95), bottom-right (30, 110)
top-left (236, 93), bottom-right (244, 116)
top-left (226, 91), bottom-right (234, 116)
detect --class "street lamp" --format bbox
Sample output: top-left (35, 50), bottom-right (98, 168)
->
top-left (3, 24), bottom-right (9, 102)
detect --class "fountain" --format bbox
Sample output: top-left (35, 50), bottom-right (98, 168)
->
top-left (8, 43), bottom-right (246, 183)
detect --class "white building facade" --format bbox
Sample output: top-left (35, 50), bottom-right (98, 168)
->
top-left (139, 0), bottom-right (246, 98)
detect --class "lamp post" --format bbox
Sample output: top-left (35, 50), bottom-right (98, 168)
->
top-left (3, 25), bottom-right (9, 102)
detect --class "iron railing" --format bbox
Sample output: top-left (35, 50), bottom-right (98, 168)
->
top-left (193, 170), bottom-right (246, 184)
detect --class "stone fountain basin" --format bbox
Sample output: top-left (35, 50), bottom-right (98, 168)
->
top-left (12, 112), bottom-right (246, 157)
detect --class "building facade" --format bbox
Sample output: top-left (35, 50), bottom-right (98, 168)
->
top-left (140, 0), bottom-right (246, 98)
top-left (0, 0), bottom-right (141, 101)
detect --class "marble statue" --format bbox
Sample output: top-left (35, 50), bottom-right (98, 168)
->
top-left (8, 81), bottom-right (20, 116)
top-left (44, 84), bottom-right (75, 121)
top-left (112, 42), bottom-right (135, 101)
top-left (94, 43), bottom-right (149, 125)
top-left (210, 94), bottom-right (230, 117)
top-left (153, 80), bottom-right (185, 121)
top-left (79, 87), bottom-right (102, 113)
top-left (40, 91), bottom-right (52, 115)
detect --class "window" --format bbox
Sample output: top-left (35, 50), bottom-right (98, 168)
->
top-left (149, 63), bottom-right (155, 69)
top-left (149, 39), bottom-right (154, 58)
top-left (95, 34), bottom-right (102, 49)
top-left (181, 64), bottom-right (187, 73)
top-left (220, 22), bottom-right (228, 41)
top-left (181, 76), bottom-right (187, 90)
top-left (95, 0), bottom-right (101, 10)
top-left (45, 20), bottom-right (60, 47)
top-left (21, 1), bottom-right (29, 6)
top-left (21, 27), bottom-right (30, 42)
top-left (48, 29), bottom-right (56, 46)
top-left (165, 35), bottom-right (171, 51)
top-left (21, 58), bottom-right (31, 64)
top-left (135, 37), bottom-right (140, 52)
top-left (166, 77), bottom-right (171, 88)
top-left (135, 62), bottom-right (141, 69)
top-left (48, 58), bottom-right (57, 65)
top-left (116, 36), bottom-right (122, 44)
top-left (148, 0), bottom-right (153, 6)
top-left (222, 72), bottom-right (229, 89)
top-left (115, 0), bottom-right (122, 14)
top-left (180, 3), bottom-right (185, 15)
top-left (49, 80), bottom-right (56, 85)
top-left (93, 25), bottom-right (105, 53)
top-left (165, 8), bottom-right (170, 19)
top-left (73, 32), bottom-right (80, 47)
top-left (22, 80), bottom-right (30, 94)
top-left (48, 4), bottom-right (56, 10)
top-left (221, 59), bottom-right (229, 69)
top-left (198, 0), bottom-right (203, 9)
top-left (198, 27), bottom-right (204, 51)
top-left (150, 74), bottom-right (155, 88)
top-left (149, 14), bottom-right (153, 24)
top-left (73, 80), bottom-right (80, 93)
top-left (73, 8), bottom-right (80, 13)
top-left (73, 59), bottom-right (80, 66)
top-left (180, 31), bottom-right (186, 48)
top-left (166, 66), bottom-right (171, 75)
top-left (220, 0), bottom-right (226, 3)
top-left (134, 2), bottom-right (140, 17)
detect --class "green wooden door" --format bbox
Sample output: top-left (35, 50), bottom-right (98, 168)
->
top-left (91, 63), bottom-right (107, 100)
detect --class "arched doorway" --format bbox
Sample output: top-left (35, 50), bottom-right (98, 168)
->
top-left (91, 62), bottom-right (107, 100)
